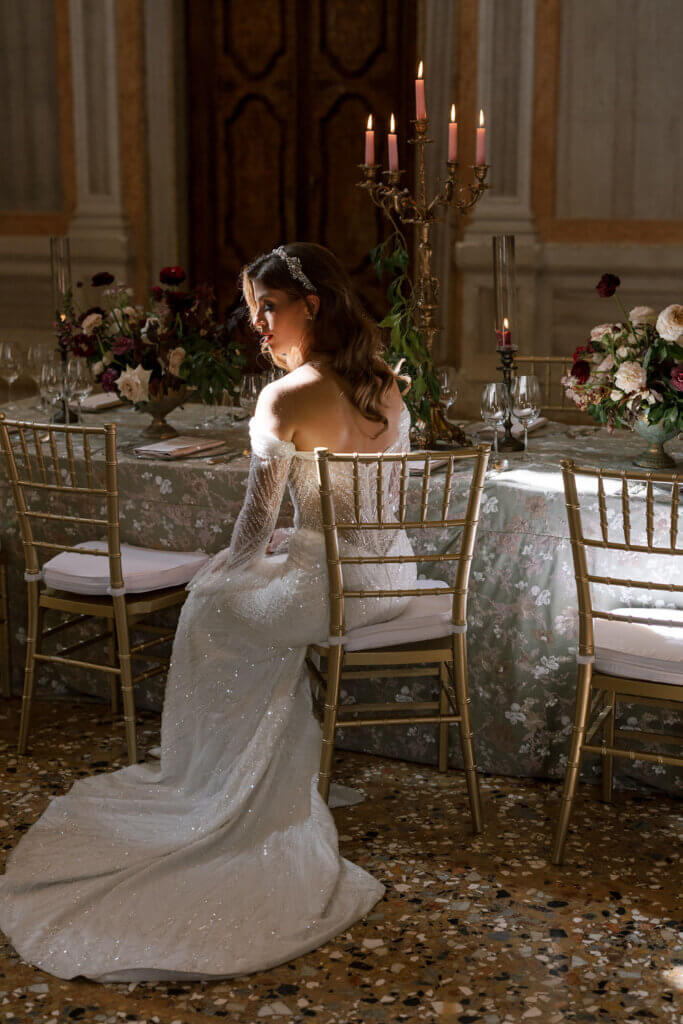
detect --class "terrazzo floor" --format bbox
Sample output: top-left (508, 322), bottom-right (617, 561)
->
top-left (0, 697), bottom-right (681, 1024)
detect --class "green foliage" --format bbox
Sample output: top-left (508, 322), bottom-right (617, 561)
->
top-left (370, 235), bottom-right (439, 425)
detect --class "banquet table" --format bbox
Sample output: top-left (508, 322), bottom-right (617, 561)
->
top-left (0, 397), bottom-right (681, 795)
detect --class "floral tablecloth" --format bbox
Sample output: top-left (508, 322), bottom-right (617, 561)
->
top-left (1, 399), bottom-right (680, 794)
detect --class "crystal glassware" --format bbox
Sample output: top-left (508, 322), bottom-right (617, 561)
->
top-left (40, 360), bottom-right (63, 415)
top-left (66, 357), bottom-right (93, 410)
top-left (0, 342), bottom-right (19, 399)
top-left (437, 367), bottom-right (458, 423)
top-left (239, 374), bottom-right (261, 416)
top-left (511, 374), bottom-right (541, 458)
top-left (480, 382), bottom-right (509, 458)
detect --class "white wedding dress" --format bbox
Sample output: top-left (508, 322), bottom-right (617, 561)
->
top-left (0, 406), bottom-right (416, 981)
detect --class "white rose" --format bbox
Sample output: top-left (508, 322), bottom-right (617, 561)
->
top-left (610, 390), bottom-right (623, 402)
top-left (655, 303), bottom-right (683, 342)
top-left (616, 345), bottom-right (629, 359)
top-left (629, 305), bottom-right (656, 327)
top-left (102, 350), bottom-right (114, 366)
top-left (168, 346), bottom-right (186, 377)
top-left (81, 312), bottom-right (103, 335)
top-left (92, 360), bottom-right (104, 376)
top-left (614, 361), bottom-right (646, 394)
top-left (116, 364), bottom-right (152, 404)
top-left (596, 354), bottom-right (614, 373)
top-left (590, 323), bottom-right (618, 342)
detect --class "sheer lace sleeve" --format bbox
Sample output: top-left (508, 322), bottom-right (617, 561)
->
top-left (222, 419), bottom-right (295, 571)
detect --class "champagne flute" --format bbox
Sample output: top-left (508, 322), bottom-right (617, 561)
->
top-left (480, 382), bottom-right (508, 459)
top-left (511, 375), bottom-right (541, 459)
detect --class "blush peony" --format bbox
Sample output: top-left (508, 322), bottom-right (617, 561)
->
top-left (628, 305), bottom-right (656, 326)
top-left (614, 361), bottom-right (646, 394)
top-left (656, 304), bottom-right (683, 342)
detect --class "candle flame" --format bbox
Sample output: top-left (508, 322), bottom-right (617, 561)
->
top-left (59, 313), bottom-right (66, 321)
top-left (367, 114), bottom-right (373, 130)
top-left (479, 108), bottom-right (485, 127)
top-left (503, 317), bottom-right (509, 329)
top-left (450, 103), bottom-right (456, 123)
top-left (417, 61), bottom-right (423, 79)
top-left (390, 113), bottom-right (396, 133)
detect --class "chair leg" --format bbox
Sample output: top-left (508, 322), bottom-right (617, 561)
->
top-left (452, 634), bottom-right (483, 834)
top-left (0, 563), bottom-right (11, 698)
top-left (551, 663), bottom-right (593, 865)
top-left (318, 645), bottom-right (343, 805)
top-left (107, 628), bottom-right (118, 714)
top-left (438, 663), bottom-right (449, 772)
top-left (601, 690), bottom-right (615, 804)
top-left (112, 598), bottom-right (137, 764)
top-left (18, 584), bottom-right (40, 755)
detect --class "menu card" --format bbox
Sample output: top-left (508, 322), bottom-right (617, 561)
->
top-left (134, 436), bottom-right (228, 459)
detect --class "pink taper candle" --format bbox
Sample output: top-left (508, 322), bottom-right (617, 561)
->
top-left (415, 61), bottom-right (426, 120)
top-left (387, 113), bottom-right (398, 172)
top-left (476, 108), bottom-right (486, 164)
top-left (364, 114), bottom-right (375, 165)
top-left (448, 104), bottom-right (458, 162)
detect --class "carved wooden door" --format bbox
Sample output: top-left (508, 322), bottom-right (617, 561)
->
top-left (187, 0), bottom-right (416, 314)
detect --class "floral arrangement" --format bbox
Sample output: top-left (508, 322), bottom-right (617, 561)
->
top-left (563, 273), bottom-right (683, 434)
top-left (56, 266), bottom-right (244, 406)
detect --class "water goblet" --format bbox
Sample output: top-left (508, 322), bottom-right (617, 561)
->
top-left (480, 382), bottom-right (508, 459)
top-left (511, 375), bottom-right (541, 459)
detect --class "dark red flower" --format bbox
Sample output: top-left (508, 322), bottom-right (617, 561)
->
top-left (159, 265), bottom-right (186, 286)
top-left (670, 364), bottom-right (683, 393)
top-left (112, 336), bottom-right (134, 356)
top-left (596, 273), bottom-right (620, 298)
top-left (571, 360), bottom-right (591, 385)
top-left (100, 368), bottom-right (120, 392)
top-left (150, 285), bottom-right (164, 302)
top-left (91, 271), bottom-right (114, 287)
top-left (165, 290), bottom-right (194, 314)
top-left (572, 341), bottom-right (593, 362)
top-left (71, 334), bottom-right (96, 358)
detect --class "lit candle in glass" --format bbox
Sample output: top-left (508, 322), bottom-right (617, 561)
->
top-left (448, 104), bottom-right (458, 162)
top-left (364, 114), bottom-right (375, 165)
top-left (476, 108), bottom-right (486, 165)
top-left (493, 235), bottom-right (517, 351)
top-left (387, 113), bottom-right (398, 172)
top-left (415, 61), bottom-right (427, 121)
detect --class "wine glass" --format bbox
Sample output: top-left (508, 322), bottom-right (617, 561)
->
top-left (40, 360), bottom-right (63, 416)
top-left (480, 382), bottom-right (508, 458)
top-left (66, 357), bottom-right (93, 411)
top-left (239, 374), bottom-right (261, 416)
top-left (511, 375), bottom-right (541, 459)
top-left (0, 342), bottom-right (19, 399)
top-left (437, 367), bottom-right (458, 423)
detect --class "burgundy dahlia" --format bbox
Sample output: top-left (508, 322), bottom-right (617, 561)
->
top-left (112, 336), bottom-right (134, 356)
top-left (571, 360), bottom-right (591, 385)
top-left (72, 334), bottom-right (96, 358)
top-left (159, 265), bottom-right (186, 286)
top-left (150, 285), bottom-right (164, 302)
top-left (100, 368), bottom-right (120, 392)
top-left (670, 364), bottom-right (683, 393)
top-left (596, 273), bottom-right (620, 298)
top-left (165, 290), bottom-right (194, 314)
top-left (91, 271), bottom-right (114, 287)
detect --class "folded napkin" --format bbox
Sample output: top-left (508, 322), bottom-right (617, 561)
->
top-left (80, 393), bottom-right (124, 412)
top-left (473, 416), bottom-right (548, 440)
top-left (134, 436), bottom-right (228, 459)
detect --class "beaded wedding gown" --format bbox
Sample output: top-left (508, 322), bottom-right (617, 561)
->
top-left (0, 406), bottom-right (416, 981)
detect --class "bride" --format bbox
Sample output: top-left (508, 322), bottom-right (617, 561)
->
top-left (0, 242), bottom-right (416, 981)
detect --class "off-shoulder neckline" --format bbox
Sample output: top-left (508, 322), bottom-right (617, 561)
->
top-left (249, 404), bottom-right (410, 460)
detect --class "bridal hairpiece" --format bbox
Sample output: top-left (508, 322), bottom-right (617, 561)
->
top-left (270, 246), bottom-right (317, 293)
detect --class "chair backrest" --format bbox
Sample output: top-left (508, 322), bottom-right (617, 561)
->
top-left (0, 418), bottom-right (124, 591)
top-left (561, 459), bottom-right (683, 656)
top-left (515, 355), bottom-right (581, 417)
top-left (315, 445), bottom-right (490, 642)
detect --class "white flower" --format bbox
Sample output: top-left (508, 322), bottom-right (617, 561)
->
top-left (614, 361), bottom-right (646, 394)
top-left (81, 312), bottom-right (103, 335)
top-left (141, 316), bottom-right (160, 338)
top-left (641, 388), bottom-right (662, 405)
top-left (116, 364), bottom-right (152, 404)
top-left (616, 345), bottom-right (630, 359)
top-left (590, 323), bottom-right (619, 342)
top-left (92, 360), bottom-right (104, 376)
top-left (102, 350), bottom-right (114, 366)
top-left (168, 346), bottom-right (186, 377)
top-left (610, 389), bottom-right (623, 402)
top-left (629, 305), bottom-right (656, 326)
top-left (655, 303), bottom-right (683, 342)
top-left (596, 354), bottom-right (614, 373)
top-left (122, 305), bottom-right (139, 320)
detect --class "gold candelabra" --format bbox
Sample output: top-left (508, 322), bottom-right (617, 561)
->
top-left (359, 116), bottom-right (489, 447)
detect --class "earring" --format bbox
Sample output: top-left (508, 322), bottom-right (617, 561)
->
top-left (305, 309), bottom-right (315, 321)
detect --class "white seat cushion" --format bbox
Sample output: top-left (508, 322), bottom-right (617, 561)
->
top-left (42, 540), bottom-right (209, 596)
top-left (594, 607), bottom-right (683, 686)
top-left (333, 579), bottom-right (454, 653)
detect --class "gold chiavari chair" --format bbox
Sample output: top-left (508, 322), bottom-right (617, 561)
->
top-left (309, 444), bottom-right (490, 833)
top-left (0, 544), bottom-right (11, 697)
top-left (552, 460), bottom-right (683, 864)
top-left (515, 355), bottom-right (587, 420)
top-left (0, 419), bottom-right (208, 764)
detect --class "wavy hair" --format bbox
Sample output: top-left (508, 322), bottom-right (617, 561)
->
top-left (241, 243), bottom-right (396, 432)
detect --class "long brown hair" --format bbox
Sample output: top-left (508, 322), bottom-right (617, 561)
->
top-left (241, 243), bottom-right (396, 431)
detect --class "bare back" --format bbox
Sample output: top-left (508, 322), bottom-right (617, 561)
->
top-left (256, 363), bottom-right (405, 454)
